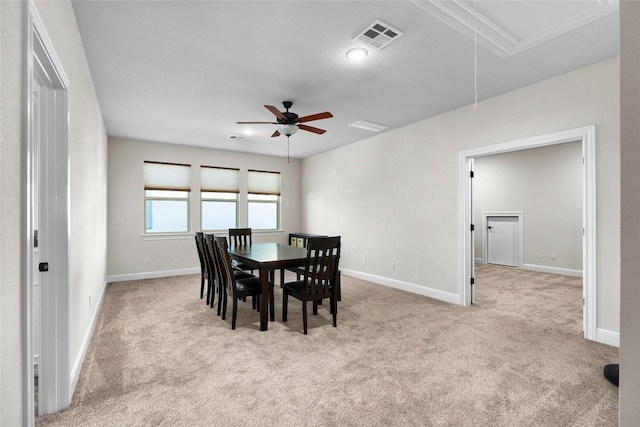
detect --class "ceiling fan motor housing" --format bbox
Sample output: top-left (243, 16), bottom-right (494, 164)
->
top-left (278, 112), bottom-right (299, 124)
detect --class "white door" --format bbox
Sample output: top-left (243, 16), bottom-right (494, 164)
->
top-left (27, 10), bottom-right (71, 418)
top-left (487, 216), bottom-right (519, 267)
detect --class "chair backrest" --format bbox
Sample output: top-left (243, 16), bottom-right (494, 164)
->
top-left (301, 236), bottom-right (341, 296)
top-left (194, 231), bottom-right (208, 279)
top-left (203, 233), bottom-right (218, 286)
top-left (214, 235), bottom-right (236, 295)
top-left (229, 228), bottom-right (252, 247)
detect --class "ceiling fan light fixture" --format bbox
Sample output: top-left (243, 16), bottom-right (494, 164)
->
top-left (242, 128), bottom-right (255, 136)
top-left (346, 47), bottom-right (368, 61)
top-left (276, 124), bottom-right (298, 136)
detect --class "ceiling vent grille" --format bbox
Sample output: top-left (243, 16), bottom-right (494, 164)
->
top-left (227, 135), bottom-right (245, 141)
top-left (348, 120), bottom-right (390, 132)
top-left (354, 20), bottom-right (403, 50)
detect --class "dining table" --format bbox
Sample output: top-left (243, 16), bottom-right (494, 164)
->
top-left (227, 242), bottom-right (308, 331)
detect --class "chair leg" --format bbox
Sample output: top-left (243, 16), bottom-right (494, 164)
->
top-left (232, 298), bottom-right (238, 330)
top-left (222, 292), bottom-right (228, 320)
top-left (200, 276), bottom-right (205, 299)
top-left (269, 286), bottom-right (275, 322)
top-left (331, 296), bottom-right (337, 327)
top-left (313, 301), bottom-right (318, 315)
top-left (282, 291), bottom-right (288, 322)
top-left (217, 283), bottom-right (224, 315)
top-left (302, 301), bottom-right (308, 335)
top-left (209, 280), bottom-right (215, 308)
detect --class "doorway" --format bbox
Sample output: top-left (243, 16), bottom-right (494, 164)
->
top-left (459, 126), bottom-right (596, 341)
top-left (24, 2), bottom-right (70, 423)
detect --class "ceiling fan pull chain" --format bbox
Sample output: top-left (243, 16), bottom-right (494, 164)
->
top-left (287, 136), bottom-right (290, 163)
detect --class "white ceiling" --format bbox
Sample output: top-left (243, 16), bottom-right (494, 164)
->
top-left (71, 0), bottom-right (619, 159)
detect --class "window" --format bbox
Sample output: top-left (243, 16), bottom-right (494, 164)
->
top-left (248, 170), bottom-right (281, 230)
top-left (201, 166), bottom-right (239, 231)
top-left (144, 161), bottom-right (191, 233)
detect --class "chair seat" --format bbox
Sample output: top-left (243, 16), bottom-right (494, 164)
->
top-left (282, 280), bottom-right (332, 299)
top-left (235, 276), bottom-right (262, 293)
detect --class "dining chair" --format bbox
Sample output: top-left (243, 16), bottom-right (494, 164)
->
top-left (282, 236), bottom-right (341, 334)
top-left (194, 232), bottom-right (210, 301)
top-left (228, 228), bottom-right (254, 273)
top-left (214, 235), bottom-right (274, 329)
top-left (207, 233), bottom-right (253, 314)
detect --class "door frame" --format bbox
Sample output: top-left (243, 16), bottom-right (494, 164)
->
top-left (458, 125), bottom-right (596, 341)
top-left (23, 1), bottom-right (70, 423)
top-left (482, 212), bottom-right (524, 267)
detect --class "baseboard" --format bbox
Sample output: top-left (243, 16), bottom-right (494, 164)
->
top-left (340, 268), bottom-right (460, 305)
top-left (107, 267), bottom-right (200, 283)
top-left (596, 328), bottom-right (620, 348)
top-left (69, 276), bottom-right (108, 397)
top-left (522, 263), bottom-right (582, 277)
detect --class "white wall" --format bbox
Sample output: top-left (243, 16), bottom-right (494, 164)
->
top-left (619, 2), bottom-right (640, 425)
top-left (303, 57), bottom-right (620, 334)
top-left (107, 138), bottom-right (302, 277)
top-left (1, 2), bottom-right (25, 424)
top-left (0, 1), bottom-right (108, 424)
top-left (473, 141), bottom-right (583, 272)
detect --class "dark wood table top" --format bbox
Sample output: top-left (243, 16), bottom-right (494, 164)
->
top-left (228, 242), bottom-right (307, 269)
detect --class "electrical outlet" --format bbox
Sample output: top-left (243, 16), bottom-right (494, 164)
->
top-left (362, 257), bottom-right (367, 265)
top-left (550, 253), bottom-right (556, 260)
top-left (144, 257), bottom-right (150, 264)
top-left (391, 262), bottom-right (395, 270)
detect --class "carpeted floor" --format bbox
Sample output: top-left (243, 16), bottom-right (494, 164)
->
top-left (36, 264), bottom-right (619, 426)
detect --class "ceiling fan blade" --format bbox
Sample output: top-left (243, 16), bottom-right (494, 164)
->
top-left (264, 105), bottom-right (287, 121)
top-left (236, 121), bottom-right (277, 124)
top-left (271, 130), bottom-right (281, 137)
top-left (297, 112), bottom-right (333, 123)
top-left (298, 124), bottom-right (326, 135)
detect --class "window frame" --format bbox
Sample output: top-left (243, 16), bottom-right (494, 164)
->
top-left (200, 166), bottom-right (240, 232)
top-left (247, 169), bottom-right (281, 231)
top-left (143, 161), bottom-right (191, 234)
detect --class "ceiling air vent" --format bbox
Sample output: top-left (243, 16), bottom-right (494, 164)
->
top-left (354, 20), bottom-right (403, 50)
top-left (348, 120), bottom-right (390, 132)
top-left (227, 135), bottom-right (245, 142)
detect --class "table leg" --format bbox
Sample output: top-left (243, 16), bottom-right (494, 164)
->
top-left (259, 267), bottom-right (269, 331)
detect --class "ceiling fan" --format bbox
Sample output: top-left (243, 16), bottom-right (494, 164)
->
top-left (237, 101), bottom-right (333, 138)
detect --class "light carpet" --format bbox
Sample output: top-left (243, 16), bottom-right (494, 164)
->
top-left (36, 264), bottom-right (619, 426)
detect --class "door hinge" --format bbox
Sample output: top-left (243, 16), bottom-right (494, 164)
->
top-left (470, 171), bottom-right (474, 178)
top-left (470, 224), bottom-right (475, 232)
top-left (470, 277), bottom-right (475, 285)
top-left (34, 230), bottom-right (38, 248)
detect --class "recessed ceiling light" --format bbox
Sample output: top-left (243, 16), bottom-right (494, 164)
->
top-left (242, 128), bottom-right (255, 136)
top-left (346, 47), bottom-right (368, 61)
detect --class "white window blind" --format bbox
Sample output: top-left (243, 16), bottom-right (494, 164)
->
top-left (248, 170), bottom-right (281, 195)
top-left (144, 161), bottom-right (191, 191)
top-left (201, 166), bottom-right (239, 193)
